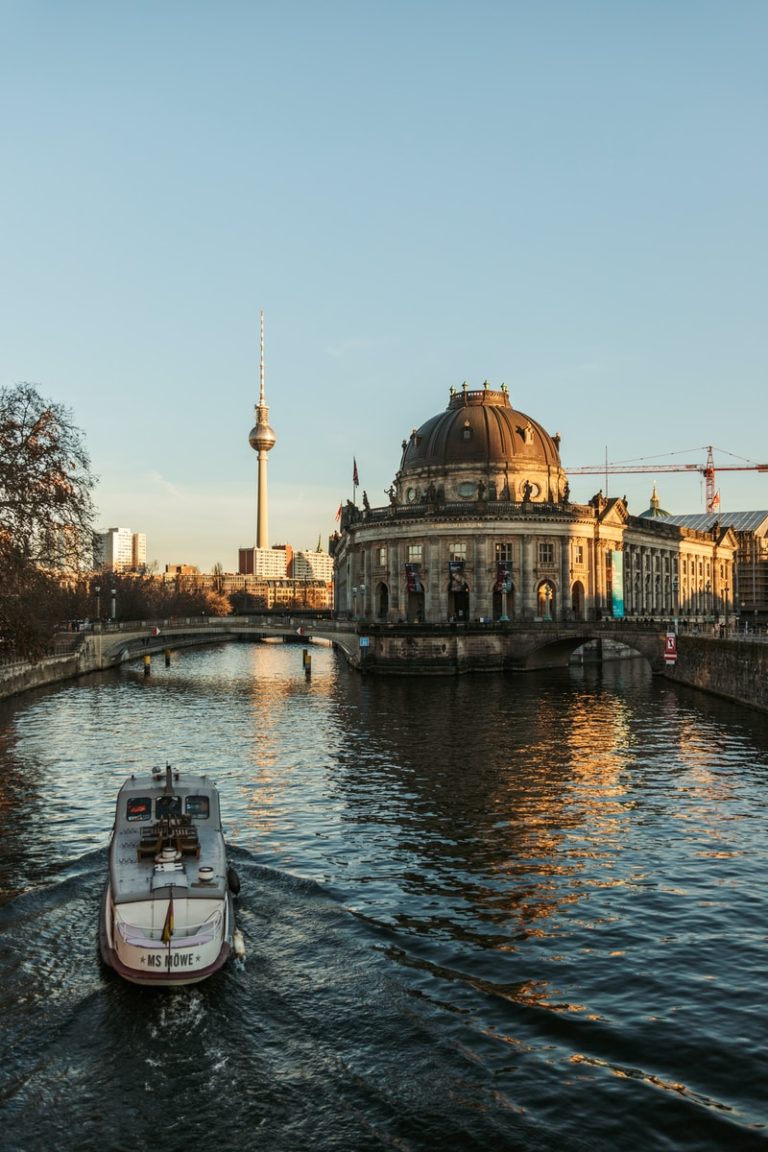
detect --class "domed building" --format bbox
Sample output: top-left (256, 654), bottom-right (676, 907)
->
top-left (333, 384), bottom-right (736, 632)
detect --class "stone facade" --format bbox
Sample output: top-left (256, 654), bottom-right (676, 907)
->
top-left (333, 386), bottom-right (737, 626)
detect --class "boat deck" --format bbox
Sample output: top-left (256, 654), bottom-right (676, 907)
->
top-left (108, 772), bottom-right (229, 904)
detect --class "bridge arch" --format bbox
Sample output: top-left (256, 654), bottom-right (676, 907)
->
top-left (516, 628), bottom-right (665, 672)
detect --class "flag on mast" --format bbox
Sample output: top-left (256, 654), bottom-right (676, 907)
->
top-left (711, 489), bottom-right (721, 511)
top-left (161, 889), bottom-right (174, 944)
top-left (335, 502), bottom-right (342, 521)
top-left (353, 458), bottom-right (359, 487)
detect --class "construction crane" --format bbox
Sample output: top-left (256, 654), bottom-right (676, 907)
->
top-left (567, 446), bottom-right (768, 515)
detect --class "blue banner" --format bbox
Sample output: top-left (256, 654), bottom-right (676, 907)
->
top-left (611, 550), bottom-right (625, 618)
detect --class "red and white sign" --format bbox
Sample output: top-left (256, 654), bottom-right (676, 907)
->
top-left (664, 632), bottom-right (678, 664)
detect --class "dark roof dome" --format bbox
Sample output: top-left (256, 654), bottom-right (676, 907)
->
top-left (400, 383), bottom-right (563, 472)
top-left (394, 383), bottom-right (569, 507)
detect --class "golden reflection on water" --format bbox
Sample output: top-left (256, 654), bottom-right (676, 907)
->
top-left (237, 643), bottom-right (339, 847)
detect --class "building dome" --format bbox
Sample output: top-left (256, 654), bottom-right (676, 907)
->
top-left (395, 383), bottom-right (568, 505)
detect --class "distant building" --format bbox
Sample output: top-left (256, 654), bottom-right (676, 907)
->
top-left (165, 564), bottom-right (200, 576)
top-left (95, 528), bottom-right (147, 572)
top-left (238, 545), bottom-right (290, 578)
top-left (290, 549), bottom-right (335, 582)
top-left (652, 508), bottom-right (768, 624)
top-left (162, 566), bottom-right (333, 612)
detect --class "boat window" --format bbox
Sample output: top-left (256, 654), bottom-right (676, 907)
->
top-left (156, 795), bottom-right (183, 820)
top-left (126, 797), bottom-right (152, 822)
top-left (186, 795), bottom-right (210, 818)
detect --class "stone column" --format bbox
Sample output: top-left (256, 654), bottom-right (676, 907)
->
top-left (390, 542), bottom-right (402, 619)
top-left (428, 538), bottom-right (441, 622)
top-left (560, 535), bottom-right (570, 621)
top-left (521, 535), bottom-right (533, 620)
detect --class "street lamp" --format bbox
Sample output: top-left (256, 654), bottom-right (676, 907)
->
top-left (723, 583), bottom-right (729, 636)
top-left (111, 588), bottom-right (117, 622)
top-left (94, 584), bottom-right (101, 626)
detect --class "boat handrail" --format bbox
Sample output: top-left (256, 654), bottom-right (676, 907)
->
top-left (117, 908), bottom-right (222, 947)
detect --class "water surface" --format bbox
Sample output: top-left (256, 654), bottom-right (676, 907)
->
top-left (1, 642), bottom-right (766, 1151)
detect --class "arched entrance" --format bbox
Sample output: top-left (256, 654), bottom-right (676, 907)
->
top-left (536, 580), bottom-right (556, 620)
top-left (407, 588), bottom-right (425, 622)
top-left (377, 582), bottom-right (389, 619)
top-left (448, 562), bottom-right (470, 621)
top-left (449, 584), bottom-right (470, 621)
top-left (405, 564), bottom-right (425, 622)
top-left (571, 581), bottom-right (585, 621)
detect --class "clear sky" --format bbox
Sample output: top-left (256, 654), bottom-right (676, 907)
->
top-left (2, 0), bottom-right (766, 572)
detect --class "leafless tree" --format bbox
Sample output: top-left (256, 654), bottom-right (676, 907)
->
top-left (0, 383), bottom-right (96, 572)
top-left (0, 383), bottom-right (96, 656)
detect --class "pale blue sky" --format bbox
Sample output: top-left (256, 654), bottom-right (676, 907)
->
top-left (2, 0), bottom-right (766, 571)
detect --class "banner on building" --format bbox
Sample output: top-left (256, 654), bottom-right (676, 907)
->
top-left (611, 550), bottom-right (625, 618)
top-left (405, 563), bottom-right (423, 593)
top-left (448, 560), bottom-right (466, 591)
top-left (494, 561), bottom-right (512, 593)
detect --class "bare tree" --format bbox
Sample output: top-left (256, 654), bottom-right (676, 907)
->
top-left (0, 382), bottom-right (96, 572)
top-left (0, 383), bottom-right (97, 656)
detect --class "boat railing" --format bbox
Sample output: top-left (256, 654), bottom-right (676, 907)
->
top-left (117, 908), bottom-right (222, 948)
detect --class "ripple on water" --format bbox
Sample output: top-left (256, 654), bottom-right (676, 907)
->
top-left (1, 646), bottom-right (767, 1151)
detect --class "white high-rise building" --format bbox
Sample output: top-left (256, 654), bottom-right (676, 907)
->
top-left (238, 545), bottom-right (288, 578)
top-left (94, 528), bottom-right (147, 572)
top-left (291, 550), bottom-right (334, 582)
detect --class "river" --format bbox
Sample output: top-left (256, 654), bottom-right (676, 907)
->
top-left (1, 642), bottom-right (766, 1151)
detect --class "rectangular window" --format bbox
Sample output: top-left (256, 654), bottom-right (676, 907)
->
top-left (126, 797), bottom-right (152, 822)
top-left (378, 546), bottom-right (387, 567)
top-left (185, 795), bottom-right (210, 819)
top-left (449, 542), bottom-right (467, 562)
top-left (408, 544), bottom-right (422, 563)
top-left (495, 542), bottom-right (512, 563)
top-left (573, 544), bottom-right (584, 565)
top-left (538, 542), bottom-right (554, 565)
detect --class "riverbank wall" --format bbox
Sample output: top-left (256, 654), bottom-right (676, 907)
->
top-left (663, 635), bottom-right (768, 713)
top-left (0, 631), bottom-right (161, 702)
top-left (0, 652), bottom-right (87, 701)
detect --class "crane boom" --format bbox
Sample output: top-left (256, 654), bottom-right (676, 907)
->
top-left (566, 446), bottom-right (768, 514)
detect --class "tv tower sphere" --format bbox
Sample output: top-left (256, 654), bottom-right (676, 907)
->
top-left (248, 417), bottom-right (276, 454)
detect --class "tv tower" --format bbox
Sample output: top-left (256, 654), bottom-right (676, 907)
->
top-left (248, 311), bottom-right (277, 548)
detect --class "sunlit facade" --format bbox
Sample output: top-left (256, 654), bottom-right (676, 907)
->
top-left (333, 386), bottom-right (737, 624)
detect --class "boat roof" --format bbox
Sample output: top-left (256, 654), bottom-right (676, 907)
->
top-left (109, 768), bottom-right (228, 905)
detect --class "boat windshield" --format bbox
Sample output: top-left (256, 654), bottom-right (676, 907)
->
top-left (186, 795), bottom-right (210, 818)
top-left (156, 795), bottom-right (183, 820)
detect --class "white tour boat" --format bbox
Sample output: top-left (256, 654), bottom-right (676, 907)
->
top-left (100, 764), bottom-right (245, 986)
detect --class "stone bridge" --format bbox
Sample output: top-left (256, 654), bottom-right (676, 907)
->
top-left (347, 620), bottom-right (669, 675)
top-left (7, 618), bottom-right (768, 713)
top-left (78, 617), bottom-right (670, 676)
